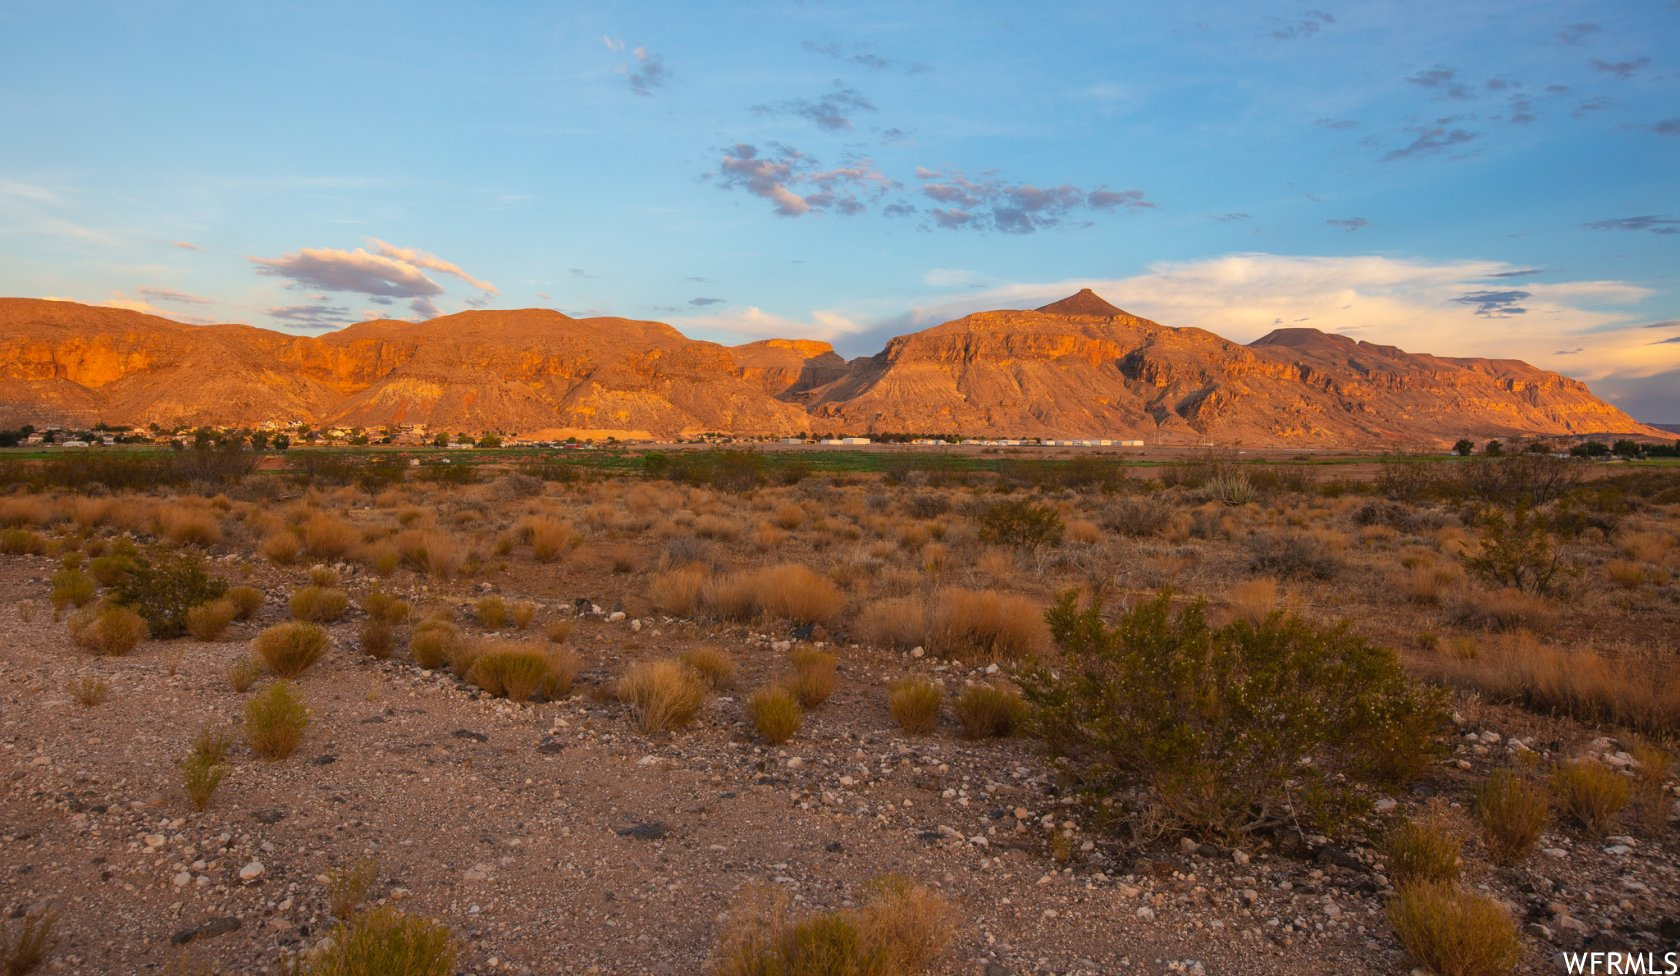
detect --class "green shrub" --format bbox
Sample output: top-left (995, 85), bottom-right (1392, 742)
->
top-left (0, 528), bottom-right (47, 555)
top-left (253, 622), bottom-right (329, 678)
top-left (110, 547), bottom-right (227, 638)
top-left (1387, 881), bottom-right (1520, 976)
top-left (289, 585), bottom-right (349, 623)
top-left (888, 679), bottom-right (943, 734)
top-left (226, 655), bottom-right (262, 692)
top-left (1550, 759), bottom-right (1631, 836)
top-left (712, 877), bottom-right (953, 976)
top-left (1022, 590), bottom-right (1447, 840)
top-left (746, 685), bottom-right (803, 745)
top-left (245, 681), bottom-right (309, 759)
top-left (180, 753), bottom-right (229, 812)
top-left (1474, 769), bottom-right (1550, 865)
top-left (977, 499), bottom-right (1064, 549)
top-left (1462, 503), bottom-right (1575, 595)
top-left (293, 906), bottom-right (456, 976)
top-left (1385, 804), bottom-right (1464, 886)
top-left (71, 605), bottom-right (149, 656)
top-left (67, 675), bottom-right (108, 707)
top-left (49, 568), bottom-right (96, 611)
top-left (953, 683), bottom-right (1026, 739)
top-left (325, 858), bottom-right (380, 921)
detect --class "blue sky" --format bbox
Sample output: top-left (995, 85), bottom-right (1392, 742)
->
top-left (2, 0), bottom-right (1677, 419)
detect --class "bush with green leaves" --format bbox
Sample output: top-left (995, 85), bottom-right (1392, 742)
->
top-left (1021, 590), bottom-right (1447, 840)
top-left (109, 546), bottom-right (227, 638)
top-left (977, 499), bottom-right (1064, 549)
top-left (1461, 503), bottom-right (1576, 596)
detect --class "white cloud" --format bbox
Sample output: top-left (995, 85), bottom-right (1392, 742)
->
top-left (669, 306), bottom-right (862, 343)
top-left (369, 238), bottom-right (498, 293)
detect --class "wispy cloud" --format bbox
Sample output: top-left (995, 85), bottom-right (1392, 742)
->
top-left (688, 296), bottom-right (725, 306)
top-left (618, 46), bottom-right (668, 96)
top-left (171, 240), bottom-right (203, 251)
top-left (369, 238), bottom-right (497, 293)
top-left (716, 144), bottom-right (890, 217)
top-left (1314, 118), bottom-right (1358, 130)
top-left (1648, 118), bottom-right (1680, 136)
top-left (137, 286), bottom-right (211, 305)
top-left (1383, 126), bottom-right (1476, 161)
top-left (267, 304), bottom-right (351, 330)
top-left (801, 38), bottom-right (928, 74)
top-left (1590, 57), bottom-right (1649, 79)
top-left (252, 246), bottom-right (443, 297)
top-left (1270, 9), bottom-right (1334, 41)
top-left (1557, 23), bottom-right (1600, 45)
top-left (1327, 217), bottom-right (1368, 232)
top-left (1584, 215), bottom-right (1679, 235)
top-left (916, 169), bottom-right (1152, 234)
top-left (409, 297), bottom-right (442, 319)
top-left (1406, 66), bottom-right (1471, 100)
top-left (1452, 289), bottom-right (1529, 316)
top-left (755, 83), bottom-right (876, 132)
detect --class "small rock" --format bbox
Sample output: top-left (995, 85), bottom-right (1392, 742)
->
top-left (171, 916), bottom-right (241, 946)
top-left (616, 822), bottom-right (668, 841)
top-left (239, 861), bottom-right (264, 883)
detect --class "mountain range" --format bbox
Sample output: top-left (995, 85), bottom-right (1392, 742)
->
top-left (0, 292), bottom-right (1663, 446)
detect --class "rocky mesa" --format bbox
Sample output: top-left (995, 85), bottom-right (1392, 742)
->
top-left (0, 292), bottom-right (1662, 445)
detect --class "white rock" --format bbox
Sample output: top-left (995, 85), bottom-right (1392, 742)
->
top-left (239, 861), bottom-right (265, 882)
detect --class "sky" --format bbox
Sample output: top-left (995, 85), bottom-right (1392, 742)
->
top-left (2, 0), bottom-right (1678, 420)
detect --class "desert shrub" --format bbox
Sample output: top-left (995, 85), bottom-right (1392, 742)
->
top-left (509, 601), bottom-right (536, 629)
top-left (1474, 769), bottom-right (1549, 866)
top-left (1226, 578), bottom-right (1280, 625)
top-left (888, 679), bottom-right (942, 734)
top-left (953, 682), bottom-right (1026, 739)
top-left (747, 685), bottom-right (803, 745)
top-left (0, 528), bottom-right (47, 555)
top-left (1461, 503), bottom-right (1574, 595)
top-left (292, 906), bottom-right (456, 976)
top-left (361, 590), bottom-right (410, 625)
top-left (110, 547), bottom-right (226, 638)
top-left (307, 565), bottom-right (341, 587)
top-left (392, 529), bottom-right (463, 578)
top-left (977, 499), bottom-right (1064, 549)
top-left (409, 619), bottom-right (462, 670)
top-left (159, 506), bottom-right (222, 546)
top-left (1246, 532), bottom-right (1340, 580)
top-left (1387, 881), bottom-right (1520, 976)
top-left (260, 531), bottom-right (302, 565)
top-left (1442, 587), bottom-right (1556, 633)
top-left (180, 753), bottom-right (229, 812)
top-left (67, 675), bottom-right (108, 707)
top-left (712, 877), bottom-right (952, 976)
top-left (1455, 453), bottom-right (1583, 507)
top-left (681, 645), bottom-right (737, 690)
top-left (1204, 474), bottom-right (1254, 506)
top-left (545, 618), bottom-right (573, 644)
top-left (524, 516), bottom-right (579, 562)
top-left (468, 641), bottom-right (574, 702)
top-left (474, 595), bottom-right (508, 630)
top-left (186, 598), bottom-right (237, 641)
top-left (1022, 590), bottom-right (1447, 840)
top-left (0, 496), bottom-right (51, 528)
top-left (704, 564), bottom-right (844, 625)
top-left (254, 622), bottom-right (329, 677)
top-left (71, 605), bottom-right (149, 656)
top-left (1100, 495), bottom-right (1168, 538)
top-left (358, 618), bottom-right (395, 659)
top-left (785, 649), bottom-right (838, 708)
top-left (618, 659), bottom-right (708, 734)
top-left (191, 725), bottom-right (235, 764)
top-left (928, 588), bottom-right (1048, 661)
top-left (647, 449), bottom-right (767, 492)
top-left (245, 680), bottom-right (309, 759)
top-left (290, 586), bottom-right (349, 623)
top-left (325, 858), bottom-right (380, 920)
top-left (1400, 560), bottom-right (1462, 604)
top-left (1550, 759), bottom-right (1631, 836)
top-left (1384, 803), bottom-right (1464, 886)
top-left (226, 656), bottom-right (262, 692)
top-left (49, 567), bottom-right (96, 611)
top-left (1, 909), bottom-right (55, 976)
top-left (226, 585), bottom-right (263, 620)
top-left (855, 595), bottom-right (927, 650)
top-left (87, 543), bottom-right (139, 586)
top-left (300, 514), bottom-right (359, 560)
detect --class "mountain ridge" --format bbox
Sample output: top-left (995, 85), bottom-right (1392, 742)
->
top-left (0, 294), bottom-right (1663, 445)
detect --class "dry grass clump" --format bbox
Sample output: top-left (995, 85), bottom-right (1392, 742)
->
top-left (704, 563), bottom-right (844, 625)
top-left (545, 618), bottom-right (574, 644)
top-left (307, 565), bottom-right (341, 587)
top-left (1384, 802), bottom-right (1464, 886)
top-left (1226, 578), bottom-right (1279, 624)
top-left (1473, 769), bottom-right (1550, 865)
top-left (49, 568), bottom-right (96, 611)
top-left (301, 513), bottom-right (359, 560)
top-left (0, 528), bottom-right (47, 555)
top-left (468, 640), bottom-right (580, 702)
top-left (1550, 759), bottom-right (1631, 836)
top-left (409, 618), bottom-right (463, 670)
top-left (253, 622), bottom-right (329, 677)
top-left (1, 909), bottom-right (55, 976)
top-left (510, 601), bottom-right (536, 630)
top-left (0, 495), bottom-right (51, 528)
top-left (292, 906), bottom-right (456, 976)
top-left (260, 530), bottom-right (302, 565)
top-left (159, 506), bottom-right (222, 546)
top-left (954, 682), bottom-right (1027, 739)
top-left (290, 586), bottom-right (349, 623)
top-left (361, 590), bottom-right (411, 625)
top-left (929, 588), bottom-right (1047, 661)
top-left (180, 749), bottom-right (230, 812)
top-left (1401, 559), bottom-right (1463, 604)
top-left (1630, 741), bottom-right (1674, 832)
top-left (186, 598), bottom-right (237, 641)
top-left (888, 679), bottom-right (942, 734)
top-left (67, 675), bottom-right (108, 707)
top-left (325, 857), bottom-right (380, 920)
top-left (1444, 587), bottom-right (1555, 633)
top-left (746, 685), bottom-right (803, 745)
top-left (245, 680), bottom-right (309, 759)
top-left (712, 877), bottom-right (953, 976)
top-left (693, 513), bottom-right (742, 540)
top-left (1387, 881), bottom-right (1520, 976)
top-left (475, 595), bottom-right (509, 630)
top-left (226, 656), bottom-right (262, 692)
top-left (358, 618), bottom-right (396, 659)
top-left (681, 645), bottom-right (737, 690)
top-left (855, 595), bottom-right (927, 649)
top-left (649, 565), bottom-right (710, 617)
top-left (71, 605), bottom-right (148, 656)
top-left (618, 659), bottom-right (708, 734)
top-left (393, 529), bottom-right (464, 578)
top-left (227, 585), bottom-right (263, 621)
top-left (785, 649), bottom-right (838, 708)
top-left (522, 516), bottom-right (580, 563)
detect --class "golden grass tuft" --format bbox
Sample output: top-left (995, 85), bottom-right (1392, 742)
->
top-left (618, 659), bottom-right (708, 734)
top-left (785, 649), bottom-right (838, 708)
top-left (1226, 578), bottom-right (1279, 624)
top-left (1384, 802), bottom-right (1464, 887)
top-left (0, 496), bottom-right (52, 528)
top-left (1473, 768), bottom-right (1550, 866)
top-left (361, 590), bottom-right (411, 625)
top-left (71, 605), bottom-right (148, 656)
top-left (67, 675), bottom-right (108, 707)
top-left (468, 640), bottom-right (579, 702)
top-left (358, 618), bottom-right (396, 659)
top-left (953, 682), bottom-right (1027, 739)
top-left (292, 906), bottom-right (456, 976)
top-left (253, 622), bottom-right (329, 677)
top-left (325, 857), bottom-right (380, 921)
top-left (301, 513), bottom-right (359, 560)
top-left (393, 529), bottom-right (464, 578)
top-left (186, 598), bottom-right (237, 641)
top-left (929, 588), bottom-right (1048, 662)
top-left (49, 568), bottom-right (96, 611)
top-left (1387, 881), bottom-right (1520, 976)
top-left (409, 619), bottom-right (462, 670)
top-left (226, 656), bottom-right (262, 692)
top-left (1, 909), bottom-right (56, 976)
top-left (180, 752), bottom-right (229, 812)
top-left (259, 531), bottom-right (302, 566)
top-left (1550, 759), bottom-right (1631, 836)
top-left (245, 680), bottom-right (309, 760)
top-left (746, 685), bottom-right (803, 745)
top-left (158, 504), bottom-right (222, 546)
top-left (855, 595), bottom-right (927, 650)
top-left (0, 528), bottom-right (47, 555)
top-left (712, 877), bottom-right (953, 976)
top-left (704, 563), bottom-right (844, 625)
top-left (681, 644), bottom-right (737, 690)
top-left (474, 595), bottom-right (509, 630)
top-left (289, 586), bottom-right (349, 623)
top-left (226, 585), bottom-right (263, 621)
top-left (888, 679), bottom-right (942, 734)
top-left (649, 565), bottom-right (710, 617)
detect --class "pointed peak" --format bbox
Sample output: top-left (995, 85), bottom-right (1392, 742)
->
top-left (1035, 288), bottom-right (1126, 318)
